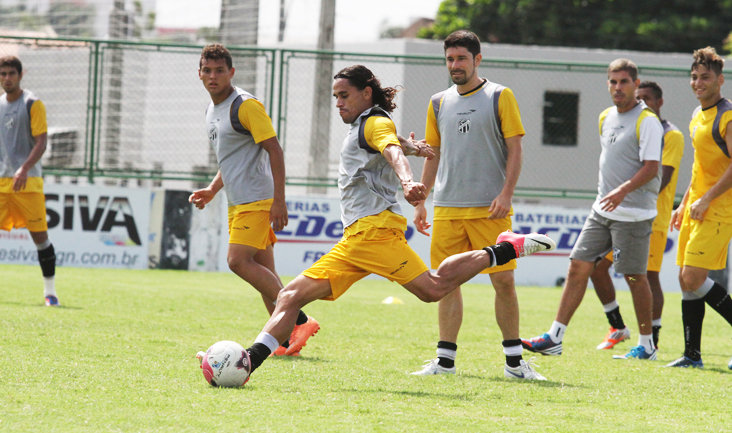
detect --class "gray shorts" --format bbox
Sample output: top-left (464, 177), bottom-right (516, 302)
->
top-left (569, 210), bottom-right (653, 275)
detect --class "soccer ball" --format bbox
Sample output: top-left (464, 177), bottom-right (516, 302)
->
top-left (199, 341), bottom-right (251, 388)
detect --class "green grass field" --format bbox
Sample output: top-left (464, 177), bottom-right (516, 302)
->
top-left (1, 264), bottom-right (731, 432)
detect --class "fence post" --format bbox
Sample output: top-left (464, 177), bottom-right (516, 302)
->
top-left (87, 41), bottom-right (101, 184)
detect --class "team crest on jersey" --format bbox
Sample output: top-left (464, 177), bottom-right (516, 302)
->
top-left (458, 119), bottom-right (471, 134)
top-left (208, 123), bottom-right (218, 142)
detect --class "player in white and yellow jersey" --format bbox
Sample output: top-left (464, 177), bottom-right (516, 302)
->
top-left (665, 47), bottom-right (732, 370)
top-left (590, 81), bottom-right (684, 351)
top-left (190, 44), bottom-right (318, 357)
top-left (216, 65), bottom-right (555, 385)
top-left (523, 59), bottom-right (664, 361)
top-left (408, 30), bottom-right (542, 380)
top-left (0, 55), bottom-right (59, 306)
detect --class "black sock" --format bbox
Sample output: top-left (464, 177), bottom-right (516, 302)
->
top-left (246, 343), bottom-right (271, 373)
top-left (682, 299), bottom-right (705, 361)
top-left (702, 283), bottom-right (732, 327)
top-left (652, 326), bottom-right (661, 348)
top-left (605, 306), bottom-right (626, 330)
top-left (38, 244), bottom-right (56, 277)
top-left (281, 339), bottom-right (290, 348)
top-left (502, 339), bottom-right (522, 368)
top-left (296, 310), bottom-right (309, 326)
top-left (437, 341), bottom-right (457, 368)
top-left (483, 242), bottom-right (516, 267)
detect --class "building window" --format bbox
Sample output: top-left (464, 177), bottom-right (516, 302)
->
top-left (543, 92), bottom-right (579, 146)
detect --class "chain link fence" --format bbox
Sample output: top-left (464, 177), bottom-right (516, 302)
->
top-left (1, 36), bottom-right (696, 199)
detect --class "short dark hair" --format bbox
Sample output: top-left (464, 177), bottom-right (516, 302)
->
top-left (334, 65), bottom-right (398, 113)
top-left (200, 43), bottom-right (232, 69)
top-left (608, 58), bottom-right (638, 81)
top-left (638, 81), bottom-right (663, 100)
top-left (692, 46), bottom-right (724, 76)
top-left (0, 55), bottom-right (22, 74)
top-left (443, 30), bottom-right (481, 58)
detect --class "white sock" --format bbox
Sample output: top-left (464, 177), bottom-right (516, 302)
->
top-left (652, 318), bottom-right (662, 327)
top-left (43, 277), bottom-right (56, 297)
top-left (254, 332), bottom-right (280, 352)
top-left (694, 278), bottom-right (715, 298)
top-left (35, 239), bottom-right (51, 250)
top-left (548, 321), bottom-right (566, 343)
top-left (638, 334), bottom-right (655, 352)
top-left (503, 344), bottom-right (523, 357)
top-left (602, 300), bottom-right (619, 313)
top-left (436, 347), bottom-right (456, 361)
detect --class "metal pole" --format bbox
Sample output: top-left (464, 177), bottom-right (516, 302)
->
top-left (87, 41), bottom-right (101, 184)
top-left (307, 0), bottom-right (335, 194)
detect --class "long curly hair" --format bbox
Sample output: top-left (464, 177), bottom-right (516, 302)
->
top-left (334, 65), bottom-right (397, 113)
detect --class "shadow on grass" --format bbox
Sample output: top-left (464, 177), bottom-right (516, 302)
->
top-left (339, 387), bottom-right (477, 400)
top-left (0, 301), bottom-right (82, 310)
top-left (485, 377), bottom-right (583, 388)
top-left (704, 366), bottom-right (732, 374)
top-left (267, 356), bottom-right (330, 364)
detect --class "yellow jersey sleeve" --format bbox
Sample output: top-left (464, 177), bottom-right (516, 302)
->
top-left (237, 98), bottom-right (277, 144)
top-left (364, 116), bottom-right (399, 153)
top-left (662, 129), bottom-right (684, 169)
top-left (497, 88), bottom-right (525, 138)
top-left (598, 107), bottom-right (612, 135)
top-left (29, 99), bottom-right (47, 137)
top-left (425, 98), bottom-right (441, 148)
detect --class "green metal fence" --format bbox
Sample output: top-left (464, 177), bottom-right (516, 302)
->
top-left (0, 36), bottom-right (695, 199)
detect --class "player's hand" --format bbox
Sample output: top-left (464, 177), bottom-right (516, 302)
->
top-left (188, 188), bottom-right (216, 210)
top-left (688, 197), bottom-right (709, 221)
top-left (12, 166), bottom-right (28, 192)
top-left (270, 198), bottom-right (289, 232)
top-left (599, 186), bottom-right (628, 212)
top-left (488, 193), bottom-right (511, 219)
top-left (398, 132), bottom-right (435, 159)
top-left (669, 203), bottom-right (684, 232)
top-left (402, 181), bottom-right (427, 206)
top-left (413, 202), bottom-right (431, 236)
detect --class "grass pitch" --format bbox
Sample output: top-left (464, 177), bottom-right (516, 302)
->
top-left (1, 264), bottom-right (731, 432)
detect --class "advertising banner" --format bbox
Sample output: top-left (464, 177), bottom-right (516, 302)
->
top-left (258, 196), bottom-right (684, 291)
top-left (0, 184), bottom-right (150, 269)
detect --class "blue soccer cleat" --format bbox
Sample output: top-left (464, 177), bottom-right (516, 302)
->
top-left (613, 345), bottom-right (657, 360)
top-left (664, 356), bottom-right (704, 369)
top-left (45, 295), bottom-right (60, 307)
top-left (521, 333), bottom-right (563, 356)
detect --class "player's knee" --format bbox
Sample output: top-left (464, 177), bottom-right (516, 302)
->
top-left (680, 270), bottom-right (705, 292)
top-left (276, 285), bottom-right (306, 309)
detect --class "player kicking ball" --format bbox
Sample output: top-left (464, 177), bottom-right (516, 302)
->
top-left (197, 65), bottom-right (556, 385)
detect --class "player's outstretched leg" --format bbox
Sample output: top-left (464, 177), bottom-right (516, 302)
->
top-left (495, 231), bottom-right (555, 258)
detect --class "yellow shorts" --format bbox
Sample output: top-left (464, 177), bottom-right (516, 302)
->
top-left (676, 208), bottom-right (732, 270)
top-left (603, 229), bottom-right (668, 272)
top-left (227, 206), bottom-right (277, 249)
top-left (431, 216), bottom-right (516, 274)
top-left (0, 177), bottom-right (48, 232)
top-left (302, 227), bottom-right (429, 301)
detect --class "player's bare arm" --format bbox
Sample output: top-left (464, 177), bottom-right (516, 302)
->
top-left (489, 135), bottom-right (522, 219)
top-left (600, 160), bottom-right (659, 212)
top-left (189, 170), bottom-right (224, 210)
top-left (12, 132), bottom-right (47, 192)
top-left (259, 136), bottom-right (288, 231)
top-left (413, 146), bottom-right (441, 236)
top-left (397, 132), bottom-right (435, 159)
top-left (659, 165), bottom-right (675, 192)
top-left (670, 182), bottom-right (691, 232)
top-left (689, 124), bottom-right (732, 220)
top-left (382, 143), bottom-right (427, 206)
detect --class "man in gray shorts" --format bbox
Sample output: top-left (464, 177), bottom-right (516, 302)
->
top-left (522, 58), bottom-right (663, 360)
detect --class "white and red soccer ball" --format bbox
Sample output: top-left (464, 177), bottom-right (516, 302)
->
top-left (198, 341), bottom-right (251, 388)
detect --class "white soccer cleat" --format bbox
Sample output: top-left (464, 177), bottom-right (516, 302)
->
top-left (496, 231), bottom-right (556, 258)
top-left (410, 359), bottom-right (456, 375)
top-left (504, 358), bottom-right (547, 381)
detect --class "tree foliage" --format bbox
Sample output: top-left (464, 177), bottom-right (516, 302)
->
top-left (419, 0), bottom-right (732, 54)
